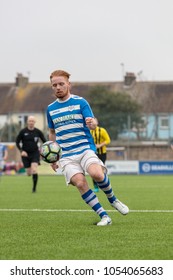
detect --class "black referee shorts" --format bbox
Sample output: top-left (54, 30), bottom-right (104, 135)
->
top-left (21, 151), bottom-right (40, 168)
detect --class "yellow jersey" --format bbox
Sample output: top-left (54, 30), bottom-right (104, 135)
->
top-left (91, 126), bottom-right (111, 154)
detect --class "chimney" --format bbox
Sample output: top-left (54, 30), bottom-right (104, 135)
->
top-left (124, 72), bottom-right (136, 86)
top-left (15, 73), bottom-right (29, 87)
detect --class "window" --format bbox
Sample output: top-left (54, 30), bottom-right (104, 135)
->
top-left (18, 115), bottom-right (28, 128)
top-left (159, 116), bottom-right (169, 129)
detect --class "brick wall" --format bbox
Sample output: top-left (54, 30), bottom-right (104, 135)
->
top-left (107, 145), bottom-right (173, 161)
top-left (5, 143), bottom-right (173, 162)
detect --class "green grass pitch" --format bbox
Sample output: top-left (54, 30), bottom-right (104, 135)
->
top-left (0, 174), bottom-right (172, 260)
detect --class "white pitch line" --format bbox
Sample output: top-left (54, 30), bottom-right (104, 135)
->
top-left (0, 209), bottom-right (173, 213)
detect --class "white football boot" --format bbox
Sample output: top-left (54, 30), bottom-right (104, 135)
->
top-left (111, 199), bottom-right (129, 215)
top-left (97, 216), bottom-right (112, 226)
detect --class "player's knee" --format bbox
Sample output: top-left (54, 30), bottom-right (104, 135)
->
top-left (90, 169), bottom-right (104, 182)
top-left (73, 179), bottom-right (85, 189)
top-left (87, 164), bottom-right (104, 182)
top-left (71, 174), bottom-right (87, 190)
top-left (75, 183), bottom-right (89, 194)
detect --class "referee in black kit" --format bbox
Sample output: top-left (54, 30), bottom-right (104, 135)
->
top-left (16, 115), bottom-right (47, 192)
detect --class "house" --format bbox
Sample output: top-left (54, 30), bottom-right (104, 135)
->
top-left (1, 73), bottom-right (173, 161)
top-left (1, 73), bottom-right (173, 142)
top-left (0, 73), bottom-right (118, 139)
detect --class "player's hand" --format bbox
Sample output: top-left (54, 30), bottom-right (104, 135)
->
top-left (21, 151), bottom-right (28, 157)
top-left (96, 144), bottom-right (102, 148)
top-left (85, 117), bottom-right (97, 130)
top-left (50, 162), bottom-right (59, 172)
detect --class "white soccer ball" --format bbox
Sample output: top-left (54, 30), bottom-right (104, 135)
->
top-left (40, 141), bottom-right (61, 163)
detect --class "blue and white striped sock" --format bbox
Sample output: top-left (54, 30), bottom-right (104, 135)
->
top-left (96, 174), bottom-right (116, 204)
top-left (82, 189), bottom-right (108, 218)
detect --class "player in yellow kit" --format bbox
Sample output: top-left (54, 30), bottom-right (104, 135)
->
top-left (91, 119), bottom-right (111, 192)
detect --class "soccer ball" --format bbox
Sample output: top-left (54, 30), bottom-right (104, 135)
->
top-left (40, 141), bottom-right (61, 163)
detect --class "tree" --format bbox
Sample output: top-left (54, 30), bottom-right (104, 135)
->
top-left (0, 123), bottom-right (21, 142)
top-left (87, 86), bottom-right (142, 140)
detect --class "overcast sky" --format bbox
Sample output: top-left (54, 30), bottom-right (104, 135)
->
top-left (1, 0), bottom-right (173, 83)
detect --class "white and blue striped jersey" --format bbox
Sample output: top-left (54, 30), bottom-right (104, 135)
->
top-left (47, 94), bottom-right (96, 158)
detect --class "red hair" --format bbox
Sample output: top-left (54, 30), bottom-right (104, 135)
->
top-left (50, 70), bottom-right (71, 81)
